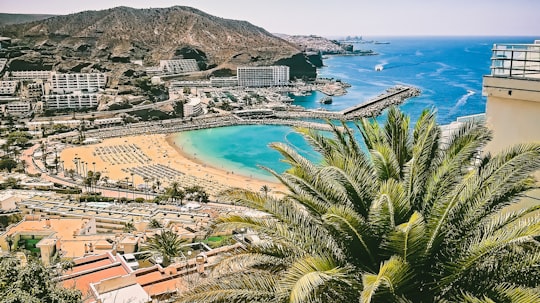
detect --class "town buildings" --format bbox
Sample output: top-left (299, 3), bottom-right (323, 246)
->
top-left (183, 97), bottom-right (203, 117)
top-left (237, 66), bottom-right (290, 87)
top-left (0, 80), bottom-right (18, 95)
top-left (49, 72), bottom-right (107, 94)
top-left (9, 70), bottom-right (51, 80)
top-left (43, 92), bottom-right (100, 109)
top-left (159, 59), bottom-right (199, 74)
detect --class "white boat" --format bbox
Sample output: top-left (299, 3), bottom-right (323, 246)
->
top-left (375, 65), bottom-right (384, 71)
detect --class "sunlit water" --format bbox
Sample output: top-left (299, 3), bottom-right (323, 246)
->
top-left (174, 36), bottom-right (535, 180)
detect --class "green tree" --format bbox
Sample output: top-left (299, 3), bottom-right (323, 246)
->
top-left (0, 158), bottom-right (18, 173)
top-left (165, 182), bottom-right (186, 205)
top-left (6, 131), bottom-right (31, 147)
top-left (178, 107), bottom-right (540, 303)
top-left (148, 219), bottom-right (163, 229)
top-left (0, 256), bottom-right (82, 303)
top-left (142, 230), bottom-right (187, 266)
top-left (123, 221), bottom-right (136, 233)
top-left (185, 185), bottom-right (209, 203)
top-left (259, 184), bottom-right (271, 198)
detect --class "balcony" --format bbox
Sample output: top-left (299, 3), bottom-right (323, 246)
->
top-left (490, 42), bottom-right (540, 79)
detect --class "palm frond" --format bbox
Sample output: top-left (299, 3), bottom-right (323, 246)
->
top-left (385, 211), bottom-right (426, 262)
top-left (494, 283), bottom-right (540, 303)
top-left (279, 255), bottom-right (356, 303)
top-left (369, 179), bottom-right (410, 233)
top-left (176, 271), bottom-right (278, 303)
top-left (405, 108), bottom-right (440, 211)
top-left (370, 143), bottom-right (401, 181)
top-left (361, 256), bottom-right (411, 303)
top-left (211, 253), bottom-right (287, 276)
top-left (442, 220), bottom-right (540, 288)
top-left (421, 121), bottom-right (491, 213)
top-left (383, 106), bottom-right (412, 174)
top-left (450, 143), bottom-right (540, 237)
top-left (323, 204), bottom-right (376, 269)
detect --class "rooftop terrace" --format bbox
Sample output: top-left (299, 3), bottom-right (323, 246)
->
top-left (490, 41), bottom-right (540, 79)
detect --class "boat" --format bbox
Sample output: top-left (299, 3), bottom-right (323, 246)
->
top-left (279, 95), bottom-right (294, 103)
top-left (375, 65), bottom-right (384, 71)
top-left (319, 96), bottom-right (333, 104)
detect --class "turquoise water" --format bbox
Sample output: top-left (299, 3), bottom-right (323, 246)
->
top-left (174, 36), bottom-right (536, 180)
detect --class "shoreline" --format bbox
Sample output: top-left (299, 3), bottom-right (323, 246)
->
top-left (60, 133), bottom-right (285, 199)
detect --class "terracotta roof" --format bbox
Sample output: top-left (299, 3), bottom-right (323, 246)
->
top-left (143, 278), bottom-right (188, 296)
top-left (62, 264), bottom-right (129, 296)
top-left (70, 259), bottom-right (115, 274)
top-left (135, 271), bottom-right (164, 285)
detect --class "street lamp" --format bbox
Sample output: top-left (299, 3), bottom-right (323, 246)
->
top-left (131, 173), bottom-right (135, 201)
top-left (124, 177), bottom-right (129, 200)
top-left (92, 161), bottom-right (96, 193)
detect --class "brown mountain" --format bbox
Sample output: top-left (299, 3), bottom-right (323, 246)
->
top-left (0, 6), bottom-right (316, 81)
top-left (0, 13), bottom-right (57, 26)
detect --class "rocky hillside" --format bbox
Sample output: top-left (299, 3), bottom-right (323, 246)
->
top-left (0, 6), bottom-right (318, 81)
top-left (0, 13), bottom-right (57, 26)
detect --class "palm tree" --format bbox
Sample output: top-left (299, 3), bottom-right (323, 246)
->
top-left (259, 184), bottom-right (271, 198)
top-left (177, 107), bottom-right (540, 303)
top-left (166, 181), bottom-right (185, 205)
top-left (123, 221), bottom-right (136, 233)
top-left (142, 230), bottom-right (187, 266)
top-left (148, 218), bottom-right (163, 229)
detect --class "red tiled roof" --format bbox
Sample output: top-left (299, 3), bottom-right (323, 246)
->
top-left (143, 278), bottom-right (187, 296)
top-left (69, 259), bottom-right (115, 274)
top-left (62, 264), bottom-right (129, 296)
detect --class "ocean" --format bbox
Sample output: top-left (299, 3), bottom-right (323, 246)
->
top-left (174, 36), bottom-right (536, 181)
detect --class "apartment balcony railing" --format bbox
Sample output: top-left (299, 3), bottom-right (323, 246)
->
top-left (490, 42), bottom-right (540, 79)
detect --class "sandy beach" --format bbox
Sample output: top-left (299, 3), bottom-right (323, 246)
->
top-left (59, 133), bottom-right (285, 198)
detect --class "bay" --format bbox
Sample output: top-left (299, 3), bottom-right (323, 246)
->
top-left (174, 36), bottom-right (536, 180)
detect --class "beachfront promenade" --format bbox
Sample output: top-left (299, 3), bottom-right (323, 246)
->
top-left (66, 85), bottom-right (420, 140)
top-left (27, 85), bottom-right (421, 200)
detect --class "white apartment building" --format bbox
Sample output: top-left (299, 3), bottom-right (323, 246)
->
top-left (10, 70), bottom-right (51, 80)
top-left (43, 93), bottom-right (99, 109)
top-left (27, 120), bottom-right (89, 132)
top-left (237, 66), bottom-right (290, 87)
top-left (5, 101), bottom-right (31, 116)
top-left (210, 77), bottom-right (239, 87)
top-left (94, 117), bottom-right (123, 127)
top-left (184, 97), bottom-right (203, 117)
top-left (0, 80), bottom-right (18, 95)
top-left (50, 72), bottom-right (107, 93)
top-left (27, 81), bottom-right (44, 99)
top-left (159, 59), bottom-right (199, 74)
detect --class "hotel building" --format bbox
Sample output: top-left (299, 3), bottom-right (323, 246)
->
top-left (10, 70), bottom-right (51, 81)
top-left (43, 93), bottom-right (100, 109)
top-left (159, 59), bottom-right (199, 74)
top-left (0, 80), bottom-right (18, 95)
top-left (237, 65), bottom-right (290, 87)
top-left (5, 101), bottom-right (31, 116)
top-left (26, 81), bottom-right (44, 100)
top-left (50, 72), bottom-right (107, 94)
top-left (210, 76), bottom-right (239, 87)
top-left (183, 97), bottom-right (203, 117)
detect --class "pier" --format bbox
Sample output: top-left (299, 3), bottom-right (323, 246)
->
top-left (340, 86), bottom-right (421, 117)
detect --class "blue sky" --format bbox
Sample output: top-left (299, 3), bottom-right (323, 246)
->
top-left (1, 0), bottom-right (539, 37)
